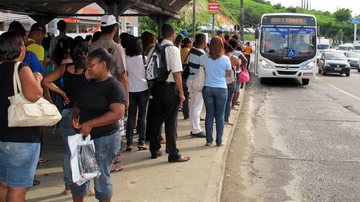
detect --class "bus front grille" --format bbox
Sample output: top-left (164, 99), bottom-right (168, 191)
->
top-left (277, 71), bottom-right (298, 75)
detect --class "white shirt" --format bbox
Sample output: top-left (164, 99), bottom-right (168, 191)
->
top-left (161, 39), bottom-right (183, 82)
top-left (126, 55), bottom-right (148, 92)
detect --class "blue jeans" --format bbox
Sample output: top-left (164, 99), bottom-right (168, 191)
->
top-left (59, 108), bottom-right (76, 190)
top-left (126, 90), bottom-right (149, 146)
top-left (0, 141), bottom-right (40, 188)
top-left (71, 131), bottom-right (121, 201)
top-left (225, 83), bottom-right (236, 122)
top-left (202, 86), bottom-right (228, 145)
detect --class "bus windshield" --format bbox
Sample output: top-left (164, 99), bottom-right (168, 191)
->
top-left (261, 27), bottom-right (316, 58)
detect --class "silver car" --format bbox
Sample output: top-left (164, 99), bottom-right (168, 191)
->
top-left (318, 51), bottom-right (351, 77)
top-left (344, 51), bottom-right (360, 72)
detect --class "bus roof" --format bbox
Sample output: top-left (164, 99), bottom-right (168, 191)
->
top-left (261, 13), bottom-right (317, 26)
top-left (262, 13), bottom-right (316, 18)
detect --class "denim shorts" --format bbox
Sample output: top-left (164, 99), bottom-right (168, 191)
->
top-left (0, 141), bottom-right (40, 188)
top-left (71, 130), bottom-right (121, 200)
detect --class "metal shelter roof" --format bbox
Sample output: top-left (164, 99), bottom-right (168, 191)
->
top-left (0, 0), bottom-right (191, 23)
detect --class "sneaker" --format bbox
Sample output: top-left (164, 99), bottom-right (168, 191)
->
top-left (190, 131), bottom-right (206, 138)
top-left (33, 179), bottom-right (40, 186)
top-left (151, 150), bottom-right (163, 159)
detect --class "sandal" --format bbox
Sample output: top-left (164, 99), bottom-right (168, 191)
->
top-left (138, 144), bottom-right (148, 150)
top-left (38, 158), bottom-right (49, 165)
top-left (114, 155), bottom-right (121, 164)
top-left (224, 122), bottom-right (234, 126)
top-left (110, 164), bottom-right (123, 172)
top-left (125, 146), bottom-right (132, 152)
top-left (63, 189), bottom-right (71, 195)
top-left (87, 187), bottom-right (95, 196)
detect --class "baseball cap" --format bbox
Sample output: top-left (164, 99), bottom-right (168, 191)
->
top-left (100, 15), bottom-right (119, 27)
top-left (30, 22), bottom-right (46, 33)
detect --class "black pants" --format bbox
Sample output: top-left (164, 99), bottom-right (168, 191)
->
top-left (245, 54), bottom-right (251, 70)
top-left (182, 82), bottom-right (189, 119)
top-left (149, 82), bottom-right (180, 160)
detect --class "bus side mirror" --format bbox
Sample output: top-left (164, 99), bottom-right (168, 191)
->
top-left (255, 29), bottom-right (259, 39)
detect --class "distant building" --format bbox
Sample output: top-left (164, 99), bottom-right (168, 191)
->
top-left (0, 3), bottom-right (139, 36)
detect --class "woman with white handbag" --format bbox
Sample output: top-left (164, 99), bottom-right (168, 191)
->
top-left (0, 31), bottom-right (43, 201)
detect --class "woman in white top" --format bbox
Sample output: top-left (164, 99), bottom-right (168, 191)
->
top-left (125, 37), bottom-right (149, 151)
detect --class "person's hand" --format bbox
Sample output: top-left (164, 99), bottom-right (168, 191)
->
top-left (79, 121), bottom-right (93, 138)
top-left (126, 98), bottom-right (129, 110)
top-left (179, 93), bottom-right (185, 104)
top-left (60, 92), bottom-right (70, 106)
top-left (72, 116), bottom-right (80, 129)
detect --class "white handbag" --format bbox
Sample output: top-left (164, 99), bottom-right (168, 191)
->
top-left (7, 61), bottom-right (62, 127)
top-left (192, 55), bottom-right (206, 92)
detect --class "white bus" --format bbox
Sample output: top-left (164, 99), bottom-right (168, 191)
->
top-left (255, 13), bottom-right (317, 85)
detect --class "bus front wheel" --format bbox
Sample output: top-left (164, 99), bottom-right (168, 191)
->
top-left (302, 79), bottom-right (310, 85)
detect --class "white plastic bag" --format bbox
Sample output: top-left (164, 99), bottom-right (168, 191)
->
top-left (68, 134), bottom-right (101, 186)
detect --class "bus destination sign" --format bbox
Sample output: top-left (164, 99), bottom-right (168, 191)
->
top-left (262, 16), bottom-right (316, 26)
top-left (271, 17), bottom-right (306, 25)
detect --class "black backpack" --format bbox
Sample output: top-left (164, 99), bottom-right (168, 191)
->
top-left (145, 43), bottom-right (173, 83)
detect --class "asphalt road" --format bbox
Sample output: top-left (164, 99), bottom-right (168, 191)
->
top-left (221, 69), bottom-right (360, 201)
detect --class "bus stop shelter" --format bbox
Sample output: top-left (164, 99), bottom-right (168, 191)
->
top-left (0, 0), bottom-right (191, 35)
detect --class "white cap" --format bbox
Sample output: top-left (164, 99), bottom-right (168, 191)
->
top-left (100, 15), bottom-right (119, 27)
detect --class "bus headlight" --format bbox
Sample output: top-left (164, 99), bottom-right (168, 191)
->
top-left (300, 60), bottom-right (316, 70)
top-left (261, 60), bottom-right (273, 69)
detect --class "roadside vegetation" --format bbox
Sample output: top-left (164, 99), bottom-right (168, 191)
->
top-left (139, 0), bottom-right (357, 43)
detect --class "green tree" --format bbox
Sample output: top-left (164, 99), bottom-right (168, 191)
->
top-left (333, 8), bottom-right (352, 22)
top-left (336, 29), bottom-right (344, 44)
top-left (138, 16), bottom-right (157, 34)
top-left (273, 3), bottom-right (283, 10)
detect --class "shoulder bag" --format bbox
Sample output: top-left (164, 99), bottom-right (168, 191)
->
top-left (191, 55), bottom-right (206, 92)
top-left (8, 61), bottom-right (62, 127)
top-left (239, 65), bottom-right (250, 83)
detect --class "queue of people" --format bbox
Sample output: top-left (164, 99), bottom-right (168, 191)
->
top-left (0, 14), bottom-right (251, 201)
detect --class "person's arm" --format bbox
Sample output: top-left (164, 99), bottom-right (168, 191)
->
top-left (42, 65), bottom-right (69, 105)
top-left (71, 104), bottom-right (81, 129)
top-left (239, 53), bottom-right (248, 68)
top-left (168, 46), bottom-right (185, 103)
top-left (19, 65), bottom-right (43, 102)
top-left (117, 47), bottom-right (129, 109)
top-left (79, 103), bottom-right (125, 137)
top-left (118, 72), bottom-right (129, 108)
top-left (173, 72), bottom-right (185, 103)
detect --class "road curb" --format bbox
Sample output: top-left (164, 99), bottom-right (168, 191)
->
top-left (202, 85), bottom-right (246, 202)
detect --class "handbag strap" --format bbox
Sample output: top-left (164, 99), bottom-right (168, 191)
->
top-left (200, 55), bottom-right (205, 69)
top-left (12, 61), bottom-right (22, 95)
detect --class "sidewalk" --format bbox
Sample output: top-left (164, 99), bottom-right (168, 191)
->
top-left (26, 88), bottom-right (245, 202)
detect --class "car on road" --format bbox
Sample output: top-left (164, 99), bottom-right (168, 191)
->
top-left (318, 51), bottom-right (350, 76)
top-left (344, 51), bottom-right (360, 71)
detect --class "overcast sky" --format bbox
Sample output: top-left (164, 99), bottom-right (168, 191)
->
top-left (267, 0), bottom-right (360, 16)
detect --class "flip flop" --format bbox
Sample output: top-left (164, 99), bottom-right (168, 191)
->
top-left (38, 158), bottom-right (49, 165)
top-left (113, 155), bottom-right (121, 164)
top-left (110, 164), bottom-right (123, 173)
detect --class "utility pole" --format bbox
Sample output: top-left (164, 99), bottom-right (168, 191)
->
top-left (240, 0), bottom-right (244, 42)
top-left (192, 0), bottom-right (196, 38)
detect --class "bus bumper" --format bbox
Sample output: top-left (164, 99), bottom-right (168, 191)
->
top-left (258, 68), bottom-right (315, 79)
